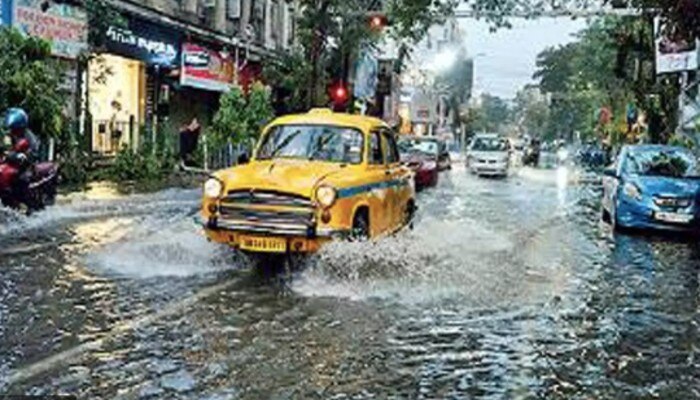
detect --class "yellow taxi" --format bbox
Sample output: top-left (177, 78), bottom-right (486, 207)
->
top-left (201, 109), bottom-right (416, 254)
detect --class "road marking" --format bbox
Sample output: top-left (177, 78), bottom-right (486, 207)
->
top-left (5, 278), bottom-right (238, 387)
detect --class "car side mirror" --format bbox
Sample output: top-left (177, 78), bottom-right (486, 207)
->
top-left (603, 168), bottom-right (618, 178)
top-left (237, 151), bottom-right (250, 165)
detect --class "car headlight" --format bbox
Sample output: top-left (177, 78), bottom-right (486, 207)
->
top-left (316, 185), bottom-right (337, 208)
top-left (623, 182), bottom-right (642, 201)
top-left (204, 178), bottom-right (223, 198)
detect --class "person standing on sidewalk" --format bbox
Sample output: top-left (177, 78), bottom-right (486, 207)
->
top-left (179, 118), bottom-right (202, 168)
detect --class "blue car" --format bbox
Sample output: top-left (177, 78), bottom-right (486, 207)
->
top-left (602, 145), bottom-right (700, 232)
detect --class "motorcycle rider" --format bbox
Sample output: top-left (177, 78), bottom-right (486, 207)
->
top-left (3, 108), bottom-right (40, 200)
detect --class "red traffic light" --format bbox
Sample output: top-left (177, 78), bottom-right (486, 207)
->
top-left (367, 12), bottom-right (389, 31)
top-left (330, 82), bottom-right (349, 104)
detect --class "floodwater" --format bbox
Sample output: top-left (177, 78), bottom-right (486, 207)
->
top-left (1, 166), bottom-right (699, 399)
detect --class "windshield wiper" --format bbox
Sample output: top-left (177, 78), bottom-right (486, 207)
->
top-left (309, 133), bottom-right (336, 161)
top-left (263, 130), bottom-right (303, 159)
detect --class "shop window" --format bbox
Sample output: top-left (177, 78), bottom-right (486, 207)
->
top-left (88, 54), bottom-right (146, 155)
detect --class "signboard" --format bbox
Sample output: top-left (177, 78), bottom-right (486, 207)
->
top-left (14, 0), bottom-right (87, 59)
top-left (181, 42), bottom-right (235, 92)
top-left (1, 0), bottom-right (12, 26)
top-left (105, 16), bottom-right (182, 67)
top-left (353, 49), bottom-right (378, 99)
top-left (654, 17), bottom-right (698, 74)
top-left (410, 91), bottom-right (435, 123)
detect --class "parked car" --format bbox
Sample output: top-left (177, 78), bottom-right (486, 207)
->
top-left (602, 145), bottom-right (700, 232)
top-left (466, 134), bottom-right (510, 177)
top-left (398, 137), bottom-right (439, 191)
top-left (201, 109), bottom-right (416, 256)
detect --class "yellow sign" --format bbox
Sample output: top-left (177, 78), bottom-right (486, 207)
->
top-left (239, 235), bottom-right (288, 253)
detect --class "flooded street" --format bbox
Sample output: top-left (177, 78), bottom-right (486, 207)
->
top-left (2, 166), bottom-right (700, 399)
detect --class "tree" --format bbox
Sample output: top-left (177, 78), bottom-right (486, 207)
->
top-left (0, 28), bottom-right (64, 140)
top-left (264, 0), bottom-right (457, 110)
top-left (531, 17), bottom-right (679, 144)
top-left (209, 83), bottom-right (275, 149)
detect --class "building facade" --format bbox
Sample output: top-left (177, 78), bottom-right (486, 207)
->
top-left (3, 0), bottom-right (297, 155)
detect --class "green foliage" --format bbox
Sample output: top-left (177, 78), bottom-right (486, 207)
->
top-left (107, 140), bottom-right (175, 183)
top-left (264, 0), bottom-right (456, 109)
top-left (0, 28), bottom-right (64, 140)
top-left (83, 0), bottom-right (126, 51)
top-left (531, 17), bottom-right (678, 143)
top-left (208, 83), bottom-right (274, 150)
top-left (469, 0), bottom-right (698, 42)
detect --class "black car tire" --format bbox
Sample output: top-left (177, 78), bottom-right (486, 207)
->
top-left (351, 211), bottom-right (370, 241)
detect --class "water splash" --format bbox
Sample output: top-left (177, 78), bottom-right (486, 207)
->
top-left (86, 218), bottom-right (231, 279)
top-left (0, 188), bottom-right (200, 238)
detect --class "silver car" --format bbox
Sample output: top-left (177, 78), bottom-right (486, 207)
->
top-left (466, 134), bottom-right (510, 177)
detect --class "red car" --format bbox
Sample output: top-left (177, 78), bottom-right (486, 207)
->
top-left (399, 137), bottom-right (440, 191)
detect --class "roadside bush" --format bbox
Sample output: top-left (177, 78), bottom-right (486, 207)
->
top-left (0, 27), bottom-right (64, 140)
top-left (107, 138), bottom-right (176, 183)
top-left (207, 82), bottom-right (274, 151)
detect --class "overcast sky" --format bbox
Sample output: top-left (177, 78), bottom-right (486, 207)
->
top-left (459, 17), bottom-right (587, 100)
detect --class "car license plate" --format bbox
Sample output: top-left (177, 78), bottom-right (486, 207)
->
top-left (239, 235), bottom-right (287, 253)
top-left (655, 212), bottom-right (693, 224)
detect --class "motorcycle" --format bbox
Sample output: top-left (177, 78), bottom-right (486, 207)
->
top-left (0, 139), bottom-right (59, 213)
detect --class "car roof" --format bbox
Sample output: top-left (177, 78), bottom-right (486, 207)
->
top-left (269, 109), bottom-right (387, 132)
top-left (474, 133), bottom-right (502, 139)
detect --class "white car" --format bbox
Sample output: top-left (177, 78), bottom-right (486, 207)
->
top-left (466, 134), bottom-right (511, 177)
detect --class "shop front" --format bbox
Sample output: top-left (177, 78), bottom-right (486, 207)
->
top-left (168, 41), bottom-right (236, 132)
top-left (88, 15), bottom-right (181, 154)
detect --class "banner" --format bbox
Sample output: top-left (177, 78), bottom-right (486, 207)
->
top-left (353, 49), bottom-right (378, 100)
top-left (180, 42), bottom-right (235, 92)
top-left (654, 17), bottom-right (698, 74)
top-left (14, 0), bottom-right (87, 59)
top-left (1, 0), bottom-right (12, 26)
top-left (105, 16), bottom-right (182, 67)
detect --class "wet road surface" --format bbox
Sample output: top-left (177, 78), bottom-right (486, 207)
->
top-left (1, 167), bottom-right (700, 399)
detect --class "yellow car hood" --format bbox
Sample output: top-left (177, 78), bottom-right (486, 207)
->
top-left (217, 159), bottom-right (346, 198)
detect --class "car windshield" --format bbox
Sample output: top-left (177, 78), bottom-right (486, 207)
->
top-left (398, 139), bottom-right (439, 156)
top-left (472, 137), bottom-right (508, 152)
top-left (257, 125), bottom-right (364, 164)
top-left (626, 148), bottom-right (700, 178)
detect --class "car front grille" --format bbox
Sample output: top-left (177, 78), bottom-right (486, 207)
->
top-left (216, 190), bottom-right (316, 236)
top-left (223, 189), bottom-right (314, 208)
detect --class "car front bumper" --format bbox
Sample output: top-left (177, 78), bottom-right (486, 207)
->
top-left (202, 217), bottom-right (350, 253)
top-left (471, 163), bottom-right (508, 176)
top-left (617, 199), bottom-right (700, 232)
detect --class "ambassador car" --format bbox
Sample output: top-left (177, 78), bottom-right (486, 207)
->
top-left (201, 109), bottom-right (416, 254)
top-left (602, 145), bottom-right (700, 233)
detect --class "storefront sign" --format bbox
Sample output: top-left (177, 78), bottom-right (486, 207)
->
top-left (654, 16), bottom-right (698, 74)
top-left (105, 16), bottom-right (181, 67)
top-left (1, 0), bottom-right (12, 26)
top-left (14, 0), bottom-right (87, 59)
top-left (181, 42), bottom-right (235, 92)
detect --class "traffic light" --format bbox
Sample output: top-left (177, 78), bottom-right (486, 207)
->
top-left (367, 12), bottom-right (389, 31)
top-left (329, 81), bottom-right (349, 109)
